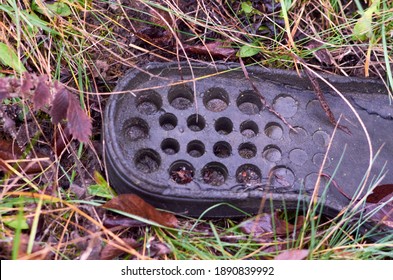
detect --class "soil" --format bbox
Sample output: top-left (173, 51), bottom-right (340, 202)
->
top-left (202, 169), bottom-right (226, 186)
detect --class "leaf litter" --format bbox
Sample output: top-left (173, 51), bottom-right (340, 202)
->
top-left (102, 194), bottom-right (179, 228)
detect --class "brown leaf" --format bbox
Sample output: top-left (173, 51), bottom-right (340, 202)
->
top-left (20, 73), bottom-right (34, 94)
top-left (54, 126), bottom-right (72, 156)
top-left (240, 213), bottom-right (274, 237)
top-left (366, 184), bottom-right (393, 203)
top-left (66, 93), bottom-right (92, 143)
top-left (0, 77), bottom-right (10, 101)
top-left (305, 41), bottom-right (334, 65)
top-left (50, 87), bottom-right (92, 143)
top-left (364, 202), bottom-right (393, 228)
top-left (103, 216), bottom-right (147, 228)
top-left (80, 236), bottom-right (103, 260)
top-left (0, 139), bottom-right (48, 174)
top-left (51, 86), bottom-right (69, 124)
top-left (100, 238), bottom-right (138, 260)
top-left (240, 212), bottom-right (304, 238)
top-left (33, 75), bottom-right (51, 110)
top-left (4, 234), bottom-right (51, 260)
top-left (364, 184), bottom-right (393, 228)
top-left (184, 41), bottom-right (235, 59)
top-left (102, 194), bottom-right (179, 228)
top-left (275, 249), bottom-right (309, 260)
top-left (149, 239), bottom-right (172, 257)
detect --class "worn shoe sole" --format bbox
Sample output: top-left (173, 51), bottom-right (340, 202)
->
top-left (104, 62), bottom-right (392, 224)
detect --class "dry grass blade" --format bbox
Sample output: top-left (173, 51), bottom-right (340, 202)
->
top-left (8, 191), bottom-right (149, 259)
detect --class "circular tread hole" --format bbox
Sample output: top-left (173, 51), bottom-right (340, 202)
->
top-left (159, 113), bottom-right (178, 131)
top-left (238, 142), bottom-right (257, 159)
top-left (312, 153), bottom-right (331, 168)
top-left (123, 118), bottom-right (149, 141)
top-left (135, 90), bottom-right (162, 115)
top-left (169, 160), bottom-right (194, 184)
top-left (134, 149), bottom-right (161, 173)
top-left (187, 114), bottom-right (206, 131)
top-left (289, 126), bottom-right (308, 143)
top-left (312, 130), bottom-right (330, 147)
top-left (187, 140), bottom-right (205, 158)
top-left (161, 138), bottom-right (180, 155)
top-left (273, 94), bottom-right (298, 118)
top-left (168, 85), bottom-right (194, 110)
top-left (304, 173), bottom-right (329, 195)
top-left (306, 99), bottom-right (330, 122)
top-left (264, 122), bottom-right (283, 140)
top-left (263, 145), bottom-right (282, 162)
top-left (240, 120), bottom-right (259, 138)
top-left (236, 164), bottom-right (262, 184)
top-left (270, 166), bottom-right (295, 188)
top-left (215, 117), bottom-right (233, 135)
top-left (201, 162), bottom-right (228, 186)
top-left (237, 90), bottom-right (263, 115)
top-left (289, 148), bottom-right (308, 166)
top-left (213, 141), bottom-right (232, 158)
top-left (203, 88), bottom-right (229, 112)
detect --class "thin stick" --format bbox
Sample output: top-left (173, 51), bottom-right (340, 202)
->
top-left (239, 58), bottom-right (294, 131)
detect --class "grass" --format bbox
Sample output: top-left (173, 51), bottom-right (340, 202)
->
top-left (1, 0), bottom-right (393, 260)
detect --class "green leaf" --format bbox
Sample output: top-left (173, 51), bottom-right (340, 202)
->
top-left (33, 1), bottom-right (72, 17)
top-left (0, 43), bottom-right (26, 73)
top-left (87, 171), bottom-right (115, 199)
top-left (241, 2), bottom-right (253, 14)
top-left (352, 0), bottom-right (380, 41)
top-left (88, 184), bottom-right (115, 199)
top-left (3, 216), bottom-right (29, 230)
top-left (237, 43), bottom-right (260, 58)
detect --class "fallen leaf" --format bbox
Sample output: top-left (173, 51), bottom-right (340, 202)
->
top-left (54, 126), bottom-right (72, 156)
top-left (0, 139), bottom-right (49, 174)
top-left (240, 213), bottom-right (274, 237)
top-left (364, 184), bottom-right (393, 228)
top-left (240, 212), bottom-right (305, 238)
top-left (3, 234), bottom-right (50, 260)
top-left (305, 41), bottom-right (334, 65)
top-left (100, 238), bottom-right (138, 260)
top-left (80, 235), bottom-right (103, 260)
top-left (103, 216), bottom-right (147, 228)
top-left (92, 60), bottom-right (110, 78)
top-left (366, 184), bottom-right (393, 203)
top-left (184, 41), bottom-right (235, 59)
top-left (102, 194), bottom-right (179, 228)
top-left (0, 78), bottom-right (10, 100)
top-left (364, 202), bottom-right (393, 228)
top-left (148, 239), bottom-right (172, 257)
top-left (274, 249), bottom-right (309, 260)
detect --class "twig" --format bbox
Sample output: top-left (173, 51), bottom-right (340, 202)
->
top-left (239, 58), bottom-right (295, 131)
top-left (303, 67), bottom-right (351, 135)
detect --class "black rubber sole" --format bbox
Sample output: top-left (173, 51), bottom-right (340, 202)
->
top-left (104, 62), bottom-right (393, 230)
